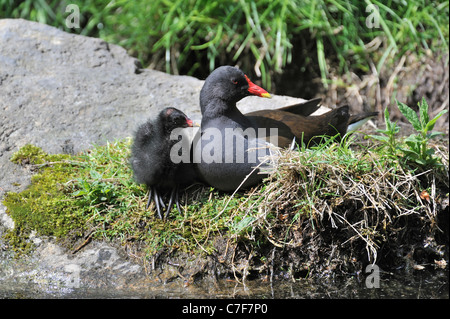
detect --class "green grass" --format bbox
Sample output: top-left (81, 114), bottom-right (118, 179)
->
top-left (1, 0), bottom-right (448, 89)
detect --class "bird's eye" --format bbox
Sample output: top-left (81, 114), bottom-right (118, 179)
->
top-left (231, 79), bottom-right (238, 85)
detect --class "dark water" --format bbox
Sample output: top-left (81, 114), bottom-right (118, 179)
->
top-left (1, 271), bottom-right (447, 299)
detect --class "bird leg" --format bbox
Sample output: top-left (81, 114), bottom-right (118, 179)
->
top-left (159, 192), bottom-right (166, 210)
top-left (147, 187), bottom-right (182, 220)
top-left (175, 186), bottom-right (180, 212)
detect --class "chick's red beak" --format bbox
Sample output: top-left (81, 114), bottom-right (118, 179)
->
top-left (186, 118), bottom-right (194, 127)
top-left (245, 75), bottom-right (271, 98)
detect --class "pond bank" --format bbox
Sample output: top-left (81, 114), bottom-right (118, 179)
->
top-left (1, 222), bottom-right (448, 299)
top-left (1, 208), bottom-right (448, 299)
top-left (1, 138), bottom-right (448, 298)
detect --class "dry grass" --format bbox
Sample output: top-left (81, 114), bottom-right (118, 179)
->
top-left (216, 136), bottom-right (449, 279)
top-left (322, 52), bottom-right (449, 135)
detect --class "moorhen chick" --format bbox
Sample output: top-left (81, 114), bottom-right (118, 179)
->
top-left (130, 107), bottom-right (195, 219)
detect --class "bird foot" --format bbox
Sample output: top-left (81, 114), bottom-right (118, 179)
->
top-left (145, 187), bottom-right (181, 220)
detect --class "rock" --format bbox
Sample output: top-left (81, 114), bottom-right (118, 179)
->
top-left (0, 203), bottom-right (14, 230)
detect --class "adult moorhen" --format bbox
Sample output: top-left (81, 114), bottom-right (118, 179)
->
top-left (193, 66), bottom-right (377, 191)
top-left (193, 66), bottom-right (274, 192)
top-left (130, 107), bottom-right (196, 219)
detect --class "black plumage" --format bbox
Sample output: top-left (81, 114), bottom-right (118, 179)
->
top-left (193, 66), bottom-right (273, 191)
top-left (130, 107), bottom-right (195, 219)
top-left (193, 66), bottom-right (378, 191)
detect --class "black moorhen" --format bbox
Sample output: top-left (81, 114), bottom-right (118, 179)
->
top-left (246, 105), bottom-right (378, 148)
top-left (130, 107), bottom-right (195, 219)
top-left (193, 66), bottom-right (273, 192)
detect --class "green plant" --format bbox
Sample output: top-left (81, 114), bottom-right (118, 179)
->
top-left (2, 0), bottom-right (448, 90)
top-left (73, 171), bottom-right (118, 206)
top-left (369, 106), bottom-right (400, 158)
top-left (369, 98), bottom-right (447, 168)
top-left (397, 97), bottom-right (448, 167)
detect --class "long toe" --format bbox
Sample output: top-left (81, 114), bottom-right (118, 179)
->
top-left (154, 188), bottom-right (163, 219)
top-left (164, 187), bottom-right (177, 219)
top-left (175, 186), bottom-right (180, 212)
top-left (159, 193), bottom-right (166, 209)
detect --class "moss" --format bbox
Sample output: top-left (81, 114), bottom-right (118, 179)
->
top-left (2, 141), bottom-right (235, 257)
top-left (3, 146), bottom-right (88, 251)
top-left (10, 144), bottom-right (47, 165)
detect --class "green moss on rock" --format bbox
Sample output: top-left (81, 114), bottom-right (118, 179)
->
top-left (4, 145), bottom-right (88, 252)
top-left (10, 144), bottom-right (48, 165)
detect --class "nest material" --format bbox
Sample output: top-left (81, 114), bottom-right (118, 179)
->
top-left (220, 141), bottom-right (449, 279)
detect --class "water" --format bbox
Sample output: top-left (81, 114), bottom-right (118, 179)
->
top-left (1, 271), bottom-right (447, 299)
